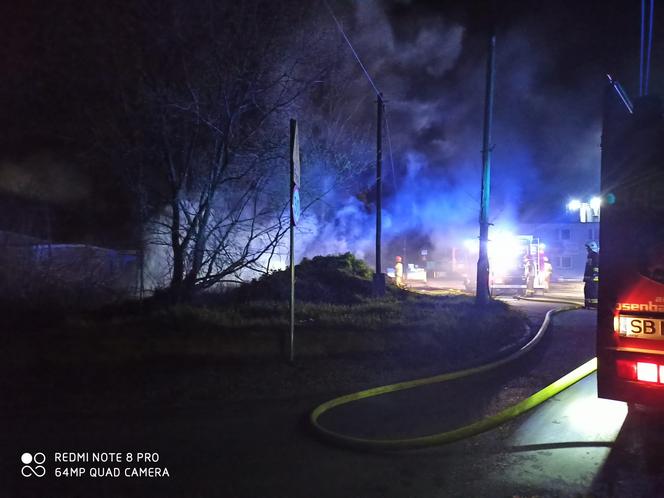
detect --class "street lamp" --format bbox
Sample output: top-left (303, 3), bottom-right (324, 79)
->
top-left (568, 199), bottom-right (582, 211)
top-left (567, 196), bottom-right (600, 222)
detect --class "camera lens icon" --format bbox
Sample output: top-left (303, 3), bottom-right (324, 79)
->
top-left (21, 452), bottom-right (46, 478)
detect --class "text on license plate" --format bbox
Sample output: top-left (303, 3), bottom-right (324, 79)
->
top-left (619, 315), bottom-right (664, 340)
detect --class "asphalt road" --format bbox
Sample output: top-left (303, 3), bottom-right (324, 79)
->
top-left (4, 285), bottom-right (664, 497)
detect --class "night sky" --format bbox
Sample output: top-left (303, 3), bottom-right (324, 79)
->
top-left (0, 1), bottom-right (660, 256)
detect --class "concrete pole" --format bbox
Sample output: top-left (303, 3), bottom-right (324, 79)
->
top-left (476, 34), bottom-right (496, 306)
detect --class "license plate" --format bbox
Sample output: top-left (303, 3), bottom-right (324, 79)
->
top-left (619, 315), bottom-right (664, 340)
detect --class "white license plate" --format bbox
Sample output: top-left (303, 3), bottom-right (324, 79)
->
top-left (619, 315), bottom-right (664, 340)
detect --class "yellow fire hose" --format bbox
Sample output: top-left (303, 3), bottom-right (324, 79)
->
top-left (310, 297), bottom-right (597, 451)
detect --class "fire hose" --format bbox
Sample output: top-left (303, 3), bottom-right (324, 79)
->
top-left (310, 297), bottom-right (597, 451)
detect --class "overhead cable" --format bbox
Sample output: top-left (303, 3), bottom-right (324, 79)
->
top-left (322, 0), bottom-right (382, 97)
top-left (384, 111), bottom-right (398, 192)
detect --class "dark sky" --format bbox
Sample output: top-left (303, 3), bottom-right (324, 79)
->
top-left (0, 1), bottom-right (660, 253)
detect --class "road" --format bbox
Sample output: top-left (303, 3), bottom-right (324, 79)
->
top-left (3, 284), bottom-right (664, 497)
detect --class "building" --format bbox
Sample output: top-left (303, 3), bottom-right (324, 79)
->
top-left (519, 221), bottom-right (599, 281)
top-left (0, 230), bottom-right (140, 302)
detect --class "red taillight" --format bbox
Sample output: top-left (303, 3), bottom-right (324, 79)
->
top-left (637, 362), bottom-right (659, 383)
top-left (616, 359), bottom-right (664, 384)
top-left (616, 359), bottom-right (637, 380)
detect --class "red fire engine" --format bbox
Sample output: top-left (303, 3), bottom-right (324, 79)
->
top-left (597, 85), bottom-right (664, 407)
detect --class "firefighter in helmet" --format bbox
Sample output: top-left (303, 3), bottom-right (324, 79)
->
top-left (583, 241), bottom-right (599, 309)
top-left (542, 256), bottom-right (553, 292)
top-left (394, 255), bottom-right (404, 288)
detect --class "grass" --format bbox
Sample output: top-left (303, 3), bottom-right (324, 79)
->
top-left (3, 292), bottom-right (528, 368)
top-left (0, 254), bottom-right (529, 369)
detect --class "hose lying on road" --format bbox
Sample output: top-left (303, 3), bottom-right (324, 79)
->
top-left (310, 298), bottom-right (595, 451)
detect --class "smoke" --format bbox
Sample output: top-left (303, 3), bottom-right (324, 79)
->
top-left (297, 0), bottom-right (603, 266)
top-left (0, 154), bottom-right (91, 203)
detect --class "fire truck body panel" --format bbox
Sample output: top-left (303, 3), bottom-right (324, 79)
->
top-left (597, 93), bottom-right (664, 406)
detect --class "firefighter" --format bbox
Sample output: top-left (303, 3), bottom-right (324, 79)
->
top-left (524, 256), bottom-right (536, 296)
top-left (542, 256), bottom-right (553, 292)
top-left (394, 255), bottom-right (404, 288)
top-left (583, 241), bottom-right (599, 309)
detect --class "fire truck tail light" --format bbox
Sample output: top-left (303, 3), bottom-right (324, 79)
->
top-left (636, 362), bottom-right (659, 383)
top-left (616, 359), bottom-right (637, 380)
top-left (616, 359), bottom-right (664, 384)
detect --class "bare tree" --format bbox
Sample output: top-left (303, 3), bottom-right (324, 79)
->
top-left (16, 0), bottom-right (382, 302)
top-left (80, 1), bottom-right (338, 301)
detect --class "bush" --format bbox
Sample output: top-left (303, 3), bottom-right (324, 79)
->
top-left (223, 252), bottom-right (389, 305)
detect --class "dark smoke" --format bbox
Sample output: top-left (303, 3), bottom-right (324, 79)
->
top-left (298, 0), bottom-right (620, 265)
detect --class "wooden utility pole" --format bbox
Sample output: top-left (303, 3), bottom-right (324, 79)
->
top-left (289, 119), bottom-right (300, 362)
top-left (476, 33), bottom-right (496, 306)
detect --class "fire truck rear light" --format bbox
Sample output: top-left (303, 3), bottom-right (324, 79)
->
top-left (617, 360), bottom-right (664, 384)
top-left (616, 359), bottom-right (637, 380)
top-left (636, 362), bottom-right (659, 383)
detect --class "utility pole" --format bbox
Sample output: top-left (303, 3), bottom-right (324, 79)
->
top-left (323, 0), bottom-right (385, 295)
top-left (476, 33), bottom-right (496, 306)
top-left (289, 118), bottom-right (301, 362)
top-left (373, 93), bottom-right (385, 296)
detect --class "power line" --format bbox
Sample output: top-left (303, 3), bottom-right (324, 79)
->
top-left (323, 0), bottom-right (397, 278)
top-left (322, 0), bottom-right (382, 97)
top-left (384, 110), bottom-right (398, 192)
top-left (384, 109), bottom-right (407, 262)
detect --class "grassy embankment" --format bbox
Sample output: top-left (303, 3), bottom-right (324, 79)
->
top-left (3, 254), bottom-right (529, 368)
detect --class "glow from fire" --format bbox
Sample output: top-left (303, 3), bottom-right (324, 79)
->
top-left (464, 228), bottom-right (530, 280)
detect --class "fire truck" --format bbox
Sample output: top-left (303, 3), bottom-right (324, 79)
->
top-left (489, 234), bottom-right (546, 295)
top-left (462, 232), bottom-right (547, 295)
top-left (597, 86), bottom-right (664, 407)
